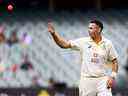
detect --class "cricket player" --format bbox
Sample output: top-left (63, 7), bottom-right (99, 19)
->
top-left (48, 19), bottom-right (118, 96)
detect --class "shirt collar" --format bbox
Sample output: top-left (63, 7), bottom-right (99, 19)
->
top-left (89, 36), bottom-right (105, 45)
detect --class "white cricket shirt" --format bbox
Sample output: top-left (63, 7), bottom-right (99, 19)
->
top-left (69, 37), bottom-right (118, 78)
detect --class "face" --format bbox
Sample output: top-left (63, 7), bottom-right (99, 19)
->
top-left (88, 23), bottom-right (101, 39)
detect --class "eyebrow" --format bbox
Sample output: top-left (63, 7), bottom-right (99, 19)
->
top-left (88, 26), bottom-right (97, 28)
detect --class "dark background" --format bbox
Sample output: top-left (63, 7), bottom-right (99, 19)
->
top-left (1, 0), bottom-right (128, 11)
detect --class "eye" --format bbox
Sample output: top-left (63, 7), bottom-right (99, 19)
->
top-left (89, 27), bottom-right (93, 29)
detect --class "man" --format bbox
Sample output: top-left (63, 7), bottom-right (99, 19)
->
top-left (48, 19), bottom-right (118, 96)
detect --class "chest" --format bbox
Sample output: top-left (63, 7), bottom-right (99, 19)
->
top-left (82, 42), bottom-right (108, 58)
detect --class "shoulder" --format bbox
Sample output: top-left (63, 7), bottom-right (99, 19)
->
top-left (75, 37), bottom-right (90, 42)
top-left (103, 37), bottom-right (114, 48)
top-left (69, 37), bottom-right (88, 48)
top-left (104, 38), bottom-right (112, 44)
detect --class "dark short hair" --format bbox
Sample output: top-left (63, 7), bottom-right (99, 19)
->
top-left (90, 19), bottom-right (103, 32)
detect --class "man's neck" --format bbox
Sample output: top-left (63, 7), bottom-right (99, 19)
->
top-left (92, 35), bottom-right (102, 44)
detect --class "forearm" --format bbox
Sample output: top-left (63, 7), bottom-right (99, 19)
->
top-left (110, 58), bottom-right (118, 79)
top-left (51, 32), bottom-right (71, 48)
top-left (111, 58), bottom-right (118, 73)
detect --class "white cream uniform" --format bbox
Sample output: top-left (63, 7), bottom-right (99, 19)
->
top-left (69, 37), bottom-right (118, 96)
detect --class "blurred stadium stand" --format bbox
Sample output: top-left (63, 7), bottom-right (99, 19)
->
top-left (0, 0), bottom-right (128, 96)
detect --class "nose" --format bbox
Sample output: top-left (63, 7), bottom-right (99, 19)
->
top-left (89, 30), bottom-right (94, 34)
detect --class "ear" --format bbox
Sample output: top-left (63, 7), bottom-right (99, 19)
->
top-left (98, 27), bottom-right (102, 34)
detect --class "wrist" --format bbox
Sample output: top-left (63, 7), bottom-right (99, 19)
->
top-left (110, 71), bottom-right (117, 79)
top-left (51, 31), bottom-right (55, 35)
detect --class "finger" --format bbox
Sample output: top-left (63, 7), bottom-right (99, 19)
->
top-left (48, 23), bottom-right (51, 27)
top-left (107, 81), bottom-right (110, 88)
top-left (48, 22), bottom-right (53, 26)
top-left (48, 23), bottom-right (54, 29)
top-left (107, 80), bottom-right (111, 88)
top-left (107, 80), bottom-right (113, 89)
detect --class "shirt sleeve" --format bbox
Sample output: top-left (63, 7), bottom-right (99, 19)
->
top-left (69, 38), bottom-right (83, 51)
top-left (108, 42), bottom-right (118, 61)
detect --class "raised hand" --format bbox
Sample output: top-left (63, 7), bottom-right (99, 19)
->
top-left (48, 22), bottom-right (55, 34)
